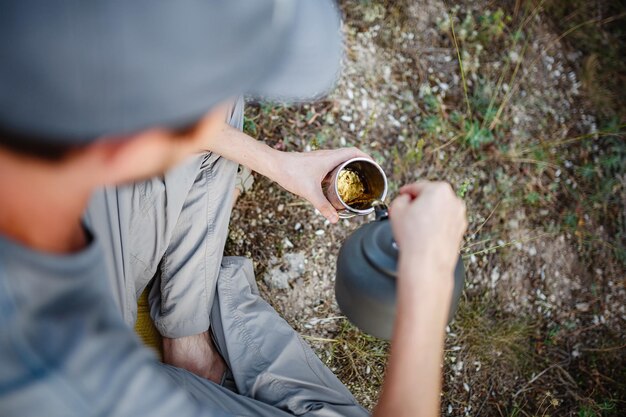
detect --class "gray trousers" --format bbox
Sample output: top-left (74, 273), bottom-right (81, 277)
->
top-left (85, 98), bottom-right (368, 416)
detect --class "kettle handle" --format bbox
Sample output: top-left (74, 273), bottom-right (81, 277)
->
top-left (372, 200), bottom-right (389, 221)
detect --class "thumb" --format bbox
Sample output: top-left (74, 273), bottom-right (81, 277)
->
top-left (389, 193), bottom-right (411, 220)
top-left (310, 191), bottom-right (340, 224)
top-left (327, 147), bottom-right (370, 168)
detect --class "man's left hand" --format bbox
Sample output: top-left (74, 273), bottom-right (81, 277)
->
top-left (269, 147), bottom-right (371, 223)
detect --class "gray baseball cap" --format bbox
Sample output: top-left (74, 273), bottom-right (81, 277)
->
top-left (0, 0), bottom-right (342, 144)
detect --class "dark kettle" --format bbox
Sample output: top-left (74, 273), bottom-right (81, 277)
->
top-left (335, 202), bottom-right (465, 340)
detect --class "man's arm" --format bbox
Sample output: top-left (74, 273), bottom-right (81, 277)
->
top-left (191, 114), bottom-right (368, 223)
top-left (374, 182), bottom-right (467, 417)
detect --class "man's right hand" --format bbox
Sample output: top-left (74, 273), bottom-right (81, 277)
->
top-left (390, 181), bottom-right (467, 277)
top-left (374, 181), bottom-right (467, 417)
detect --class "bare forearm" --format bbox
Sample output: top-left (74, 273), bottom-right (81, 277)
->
top-left (374, 258), bottom-right (452, 417)
top-left (202, 122), bottom-right (281, 181)
top-left (197, 120), bottom-right (369, 223)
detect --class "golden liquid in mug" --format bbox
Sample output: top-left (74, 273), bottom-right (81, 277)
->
top-left (337, 169), bottom-right (378, 210)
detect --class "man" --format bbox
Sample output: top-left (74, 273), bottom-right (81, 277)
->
top-left (0, 1), bottom-right (467, 417)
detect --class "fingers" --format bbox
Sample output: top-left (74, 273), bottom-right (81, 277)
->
top-left (351, 147), bottom-right (372, 160)
top-left (310, 190), bottom-right (340, 223)
top-left (399, 181), bottom-right (456, 200)
top-left (341, 146), bottom-right (370, 160)
top-left (389, 193), bottom-right (411, 220)
top-left (398, 181), bottom-right (429, 199)
top-left (327, 147), bottom-right (371, 167)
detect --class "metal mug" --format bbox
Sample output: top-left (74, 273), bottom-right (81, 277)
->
top-left (322, 157), bottom-right (388, 218)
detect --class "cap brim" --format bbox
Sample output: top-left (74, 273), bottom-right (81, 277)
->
top-left (251, 0), bottom-right (343, 102)
top-left (0, 0), bottom-right (343, 142)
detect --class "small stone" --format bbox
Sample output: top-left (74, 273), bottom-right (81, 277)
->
top-left (264, 269), bottom-right (291, 290)
top-left (575, 302), bottom-right (590, 312)
top-left (263, 252), bottom-right (306, 290)
top-left (490, 267), bottom-right (500, 287)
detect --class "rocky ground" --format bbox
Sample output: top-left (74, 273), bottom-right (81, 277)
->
top-left (226, 1), bottom-right (625, 415)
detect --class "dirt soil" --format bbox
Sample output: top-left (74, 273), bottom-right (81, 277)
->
top-left (226, 1), bottom-right (625, 415)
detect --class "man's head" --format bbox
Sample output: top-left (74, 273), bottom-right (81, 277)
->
top-left (0, 0), bottom-right (342, 186)
top-left (0, 104), bottom-right (227, 187)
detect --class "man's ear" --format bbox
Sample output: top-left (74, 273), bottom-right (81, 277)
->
top-left (91, 129), bottom-right (183, 185)
top-left (66, 129), bottom-right (173, 187)
top-left (74, 103), bottom-right (230, 187)
top-left (96, 106), bottom-right (230, 185)
top-left (59, 136), bottom-right (131, 187)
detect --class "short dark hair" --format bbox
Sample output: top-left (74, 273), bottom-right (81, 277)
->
top-left (0, 116), bottom-right (204, 162)
top-left (0, 126), bottom-right (79, 161)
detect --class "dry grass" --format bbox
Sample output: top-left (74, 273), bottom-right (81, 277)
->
top-left (227, 0), bottom-right (626, 414)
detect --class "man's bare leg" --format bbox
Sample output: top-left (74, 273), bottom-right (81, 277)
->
top-left (163, 331), bottom-right (227, 384)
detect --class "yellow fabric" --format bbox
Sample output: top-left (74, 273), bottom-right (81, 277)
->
top-left (134, 288), bottom-right (163, 360)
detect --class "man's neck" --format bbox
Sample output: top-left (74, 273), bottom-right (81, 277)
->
top-left (0, 150), bottom-right (91, 254)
